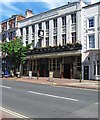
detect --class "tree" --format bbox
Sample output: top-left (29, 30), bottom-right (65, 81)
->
top-left (1, 37), bottom-right (31, 76)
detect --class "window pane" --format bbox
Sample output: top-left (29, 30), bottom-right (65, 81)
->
top-left (53, 18), bottom-right (57, 28)
top-left (62, 16), bottom-right (66, 26)
top-left (89, 34), bottom-right (95, 48)
top-left (71, 13), bottom-right (76, 24)
top-left (62, 34), bottom-right (66, 45)
top-left (89, 18), bottom-right (94, 28)
top-left (97, 61), bottom-right (100, 75)
top-left (53, 36), bottom-right (57, 46)
top-left (72, 32), bottom-right (76, 43)
top-left (46, 37), bottom-right (49, 47)
top-left (46, 21), bottom-right (49, 29)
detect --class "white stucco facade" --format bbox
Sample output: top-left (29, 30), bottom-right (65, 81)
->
top-left (18, 2), bottom-right (83, 47)
top-left (81, 2), bottom-right (100, 80)
top-left (17, 1), bottom-right (100, 80)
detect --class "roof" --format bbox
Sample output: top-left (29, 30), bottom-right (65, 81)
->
top-left (1, 14), bottom-right (25, 24)
top-left (83, 1), bottom-right (100, 8)
top-left (19, 2), bottom-right (79, 23)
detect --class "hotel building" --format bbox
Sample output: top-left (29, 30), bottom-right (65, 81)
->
top-left (0, 1), bottom-right (100, 80)
top-left (18, 2), bottom-right (84, 79)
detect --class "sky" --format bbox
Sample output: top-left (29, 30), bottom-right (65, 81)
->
top-left (0, 0), bottom-right (100, 22)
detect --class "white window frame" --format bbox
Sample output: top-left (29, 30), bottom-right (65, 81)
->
top-left (88, 34), bottom-right (95, 49)
top-left (62, 34), bottom-right (66, 45)
top-left (71, 13), bottom-right (76, 24)
top-left (71, 32), bottom-right (76, 43)
top-left (88, 17), bottom-right (95, 29)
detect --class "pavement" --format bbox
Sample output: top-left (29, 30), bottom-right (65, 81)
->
top-left (1, 76), bottom-right (100, 90)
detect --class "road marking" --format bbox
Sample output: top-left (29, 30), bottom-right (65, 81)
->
top-left (0, 85), bottom-right (11, 89)
top-left (28, 91), bottom-right (79, 102)
top-left (0, 107), bottom-right (29, 118)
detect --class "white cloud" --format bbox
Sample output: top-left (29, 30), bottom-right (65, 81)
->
top-left (38, 0), bottom-right (67, 9)
top-left (0, 2), bottom-right (21, 21)
top-left (3, 2), bottom-right (21, 12)
top-left (0, 0), bottom-right (99, 21)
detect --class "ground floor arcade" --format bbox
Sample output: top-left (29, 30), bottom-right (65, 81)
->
top-left (22, 51), bottom-right (81, 79)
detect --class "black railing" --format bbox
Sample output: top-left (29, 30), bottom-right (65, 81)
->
top-left (27, 43), bottom-right (82, 56)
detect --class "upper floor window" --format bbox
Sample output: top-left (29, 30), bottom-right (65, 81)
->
top-left (2, 34), bottom-right (6, 41)
top-left (62, 16), bottom-right (66, 26)
top-left (46, 21), bottom-right (49, 30)
top-left (53, 36), bottom-right (57, 46)
top-left (26, 27), bottom-right (28, 35)
top-left (72, 32), bottom-right (76, 43)
top-left (13, 31), bottom-right (16, 37)
top-left (62, 34), bottom-right (66, 45)
top-left (38, 23), bottom-right (42, 30)
top-left (53, 18), bottom-right (57, 28)
top-left (32, 25), bottom-right (35, 33)
top-left (89, 34), bottom-right (95, 48)
top-left (46, 37), bottom-right (49, 47)
top-left (71, 13), bottom-right (76, 24)
top-left (20, 28), bottom-right (23, 36)
top-left (88, 17), bottom-right (94, 28)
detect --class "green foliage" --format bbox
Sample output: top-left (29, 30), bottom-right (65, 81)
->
top-left (1, 37), bottom-right (31, 71)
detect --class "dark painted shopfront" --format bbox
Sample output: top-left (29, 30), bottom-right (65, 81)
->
top-left (23, 44), bottom-right (82, 79)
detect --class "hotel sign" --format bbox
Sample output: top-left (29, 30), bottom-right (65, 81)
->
top-left (38, 30), bottom-right (44, 38)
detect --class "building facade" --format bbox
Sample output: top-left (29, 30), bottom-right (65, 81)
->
top-left (0, 14), bottom-right (25, 72)
top-left (0, 15), bottom-right (25, 43)
top-left (18, 2), bottom-right (84, 79)
top-left (81, 2), bottom-right (100, 80)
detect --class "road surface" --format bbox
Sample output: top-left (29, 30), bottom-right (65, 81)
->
top-left (0, 79), bottom-right (99, 118)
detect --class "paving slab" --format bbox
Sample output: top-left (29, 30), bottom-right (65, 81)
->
top-left (1, 76), bottom-right (100, 90)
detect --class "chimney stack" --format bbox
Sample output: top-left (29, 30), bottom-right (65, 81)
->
top-left (26, 9), bottom-right (33, 18)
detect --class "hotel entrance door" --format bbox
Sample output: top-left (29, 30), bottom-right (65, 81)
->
top-left (84, 66), bottom-right (89, 80)
top-left (64, 64), bottom-right (72, 79)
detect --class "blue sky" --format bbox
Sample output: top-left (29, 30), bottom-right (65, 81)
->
top-left (0, 0), bottom-right (100, 22)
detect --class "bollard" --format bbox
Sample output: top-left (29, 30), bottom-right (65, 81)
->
top-left (29, 71), bottom-right (32, 79)
top-left (17, 72), bottom-right (20, 78)
top-left (79, 73), bottom-right (81, 82)
top-left (37, 70), bottom-right (39, 79)
top-left (49, 71), bottom-right (53, 82)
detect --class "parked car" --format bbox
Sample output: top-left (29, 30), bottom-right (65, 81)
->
top-left (4, 69), bottom-right (11, 78)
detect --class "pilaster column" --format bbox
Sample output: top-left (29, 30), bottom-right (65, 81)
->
top-left (49, 20), bottom-right (53, 46)
top-left (35, 24), bottom-right (39, 47)
top-left (16, 29), bottom-right (21, 37)
top-left (57, 17), bottom-right (62, 46)
top-left (23, 27), bottom-right (26, 46)
top-left (66, 15), bottom-right (71, 43)
top-left (28, 26), bottom-right (32, 44)
top-left (76, 11), bottom-right (81, 43)
top-left (42, 22), bottom-right (46, 47)
top-left (6, 33), bottom-right (9, 42)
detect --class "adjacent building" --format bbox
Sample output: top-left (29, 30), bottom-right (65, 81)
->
top-left (0, 14), bottom-right (25, 43)
top-left (81, 2), bottom-right (100, 80)
top-left (0, 14), bottom-right (25, 72)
